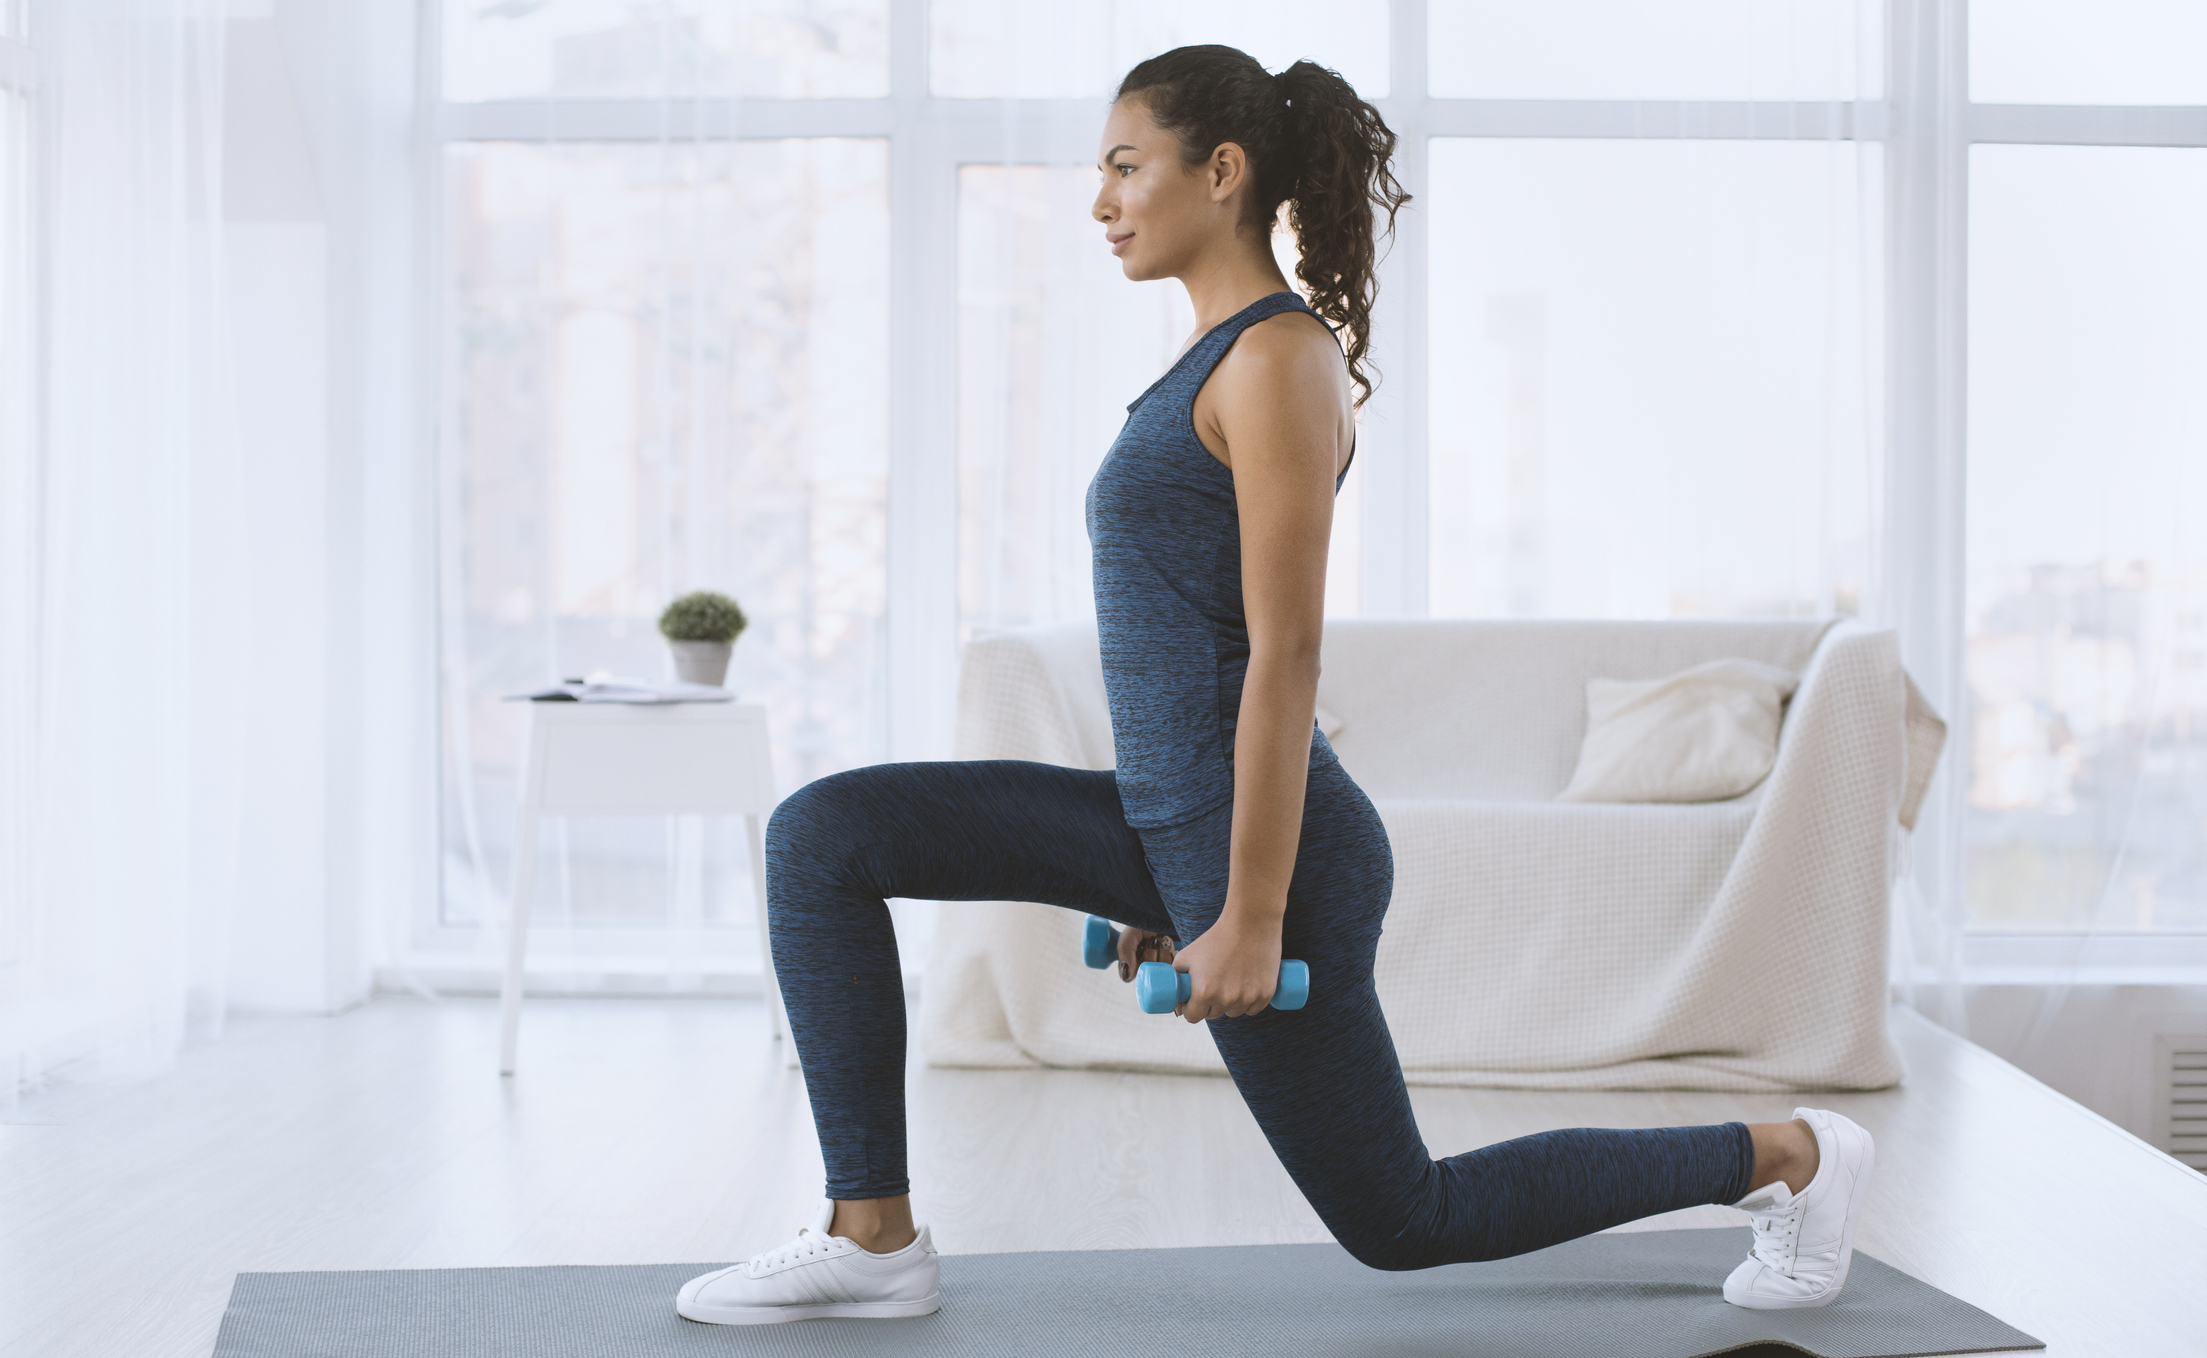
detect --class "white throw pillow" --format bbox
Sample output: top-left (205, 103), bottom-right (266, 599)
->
top-left (1555, 658), bottom-right (1801, 804)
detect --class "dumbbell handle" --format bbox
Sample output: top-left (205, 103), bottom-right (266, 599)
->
top-left (1084, 917), bottom-right (1311, 1013)
top-left (1137, 960), bottom-right (1309, 1014)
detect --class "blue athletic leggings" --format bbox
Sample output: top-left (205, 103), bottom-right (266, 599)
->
top-left (765, 757), bottom-right (1756, 1270)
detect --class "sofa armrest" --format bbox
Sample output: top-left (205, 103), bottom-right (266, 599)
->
top-left (1769, 620), bottom-right (1945, 832)
top-left (1898, 672), bottom-right (1947, 832)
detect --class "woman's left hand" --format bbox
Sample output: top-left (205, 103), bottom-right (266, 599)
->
top-left (1170, 914), bottom-right (1284, 1023)
top-left (1114, 925), bottom-right (1176, 983)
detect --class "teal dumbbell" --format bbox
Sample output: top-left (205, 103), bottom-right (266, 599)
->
top-left (1084, 917), bottom-right (1310, 1013)
top-left (1081, 914), bottom-right (1121, 969)
top-left (1136, 960), bottom-right (1310, 1014)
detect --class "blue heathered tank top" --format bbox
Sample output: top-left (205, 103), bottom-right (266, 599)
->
top-left (1085, 290), bottom-right (1354, 829)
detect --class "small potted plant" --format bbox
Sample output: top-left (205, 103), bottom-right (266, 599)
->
top-left (659, 590), bottom-right (747, 687)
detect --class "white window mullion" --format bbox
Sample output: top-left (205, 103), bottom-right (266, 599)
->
top-left (929, 99), bottom-right (1100, 163)
top-left (440, 98), bottom-right (897, 142)
top-left (1882, 0), bottom-right (1970, 950)
top-left (1423, 98), bottom-right (1880, 141)
top-left (1971, 102), bottom-right (2207, 148)
top-left (885, 0), bottom-right (961, 760)
top-left (1361, 0), bottom-right (1429, 619)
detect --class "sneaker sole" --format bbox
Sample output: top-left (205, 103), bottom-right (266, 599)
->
top-left (677, 1293), bottom-right (941, 1325)
top-left (1729, 1113), bottom-right (1876, 1310)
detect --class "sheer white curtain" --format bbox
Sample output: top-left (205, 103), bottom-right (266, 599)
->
top-left (0, 0), bottom-right (245, 1098)
top-left (1412, 4), bottom-right (1972, 1027)
top-left (0, 11), bottom-right (35, 1098)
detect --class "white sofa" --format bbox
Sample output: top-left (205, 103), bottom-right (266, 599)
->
top-left (919, 618), bottom-right (1943, 1092)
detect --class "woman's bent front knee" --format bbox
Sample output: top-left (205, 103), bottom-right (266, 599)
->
top-left (765, 768), bottom-right (886, 886)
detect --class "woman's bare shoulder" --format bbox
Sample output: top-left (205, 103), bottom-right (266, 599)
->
top-left (1213, 307), bottom-right (1347, 401)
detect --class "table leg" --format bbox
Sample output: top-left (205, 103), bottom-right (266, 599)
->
top-left (499, 804), bottom-right (541, 1076)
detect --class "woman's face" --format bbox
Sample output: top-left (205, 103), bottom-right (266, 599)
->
top-left (1092, 97), bottom-right (1234, 282)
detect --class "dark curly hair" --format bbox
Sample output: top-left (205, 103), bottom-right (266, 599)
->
top-left (1115, 45), bottom-right (1409, 406)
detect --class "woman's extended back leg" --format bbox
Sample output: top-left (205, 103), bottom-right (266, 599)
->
top-left (1139, 768), bottom-right (1759, 1272)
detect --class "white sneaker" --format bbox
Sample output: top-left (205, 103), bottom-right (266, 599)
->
top-left (1722, 1107), bottom-right (1875, 1310)
top-left (676, 1200), bottom-right (941, 1325)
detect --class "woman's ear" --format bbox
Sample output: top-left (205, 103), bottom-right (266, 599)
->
top-left (1207, 142), bottom-right (1249, 204)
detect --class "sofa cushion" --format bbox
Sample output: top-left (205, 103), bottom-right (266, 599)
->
top-left (1556, 657), bottom-right (1800, 804)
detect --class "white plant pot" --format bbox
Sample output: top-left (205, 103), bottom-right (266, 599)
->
top-left (667, 639), bottom-right (733, 687)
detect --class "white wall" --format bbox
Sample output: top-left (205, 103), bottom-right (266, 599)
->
top-left (1966, 984), bottom-right (2207, 1156)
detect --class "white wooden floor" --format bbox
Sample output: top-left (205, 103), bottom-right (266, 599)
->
top-left (2, 996), bottom-right (2201, 1356)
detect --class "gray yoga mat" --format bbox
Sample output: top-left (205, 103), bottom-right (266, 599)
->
top-left (212, 1227), bottom-right (2041, 1358)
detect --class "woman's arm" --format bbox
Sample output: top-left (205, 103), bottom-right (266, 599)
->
top-left (1170, 312), bottom-right (1351, 1022)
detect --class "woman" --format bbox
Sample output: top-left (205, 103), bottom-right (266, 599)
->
top-left (675, 45), bottom-right (1873, 1326)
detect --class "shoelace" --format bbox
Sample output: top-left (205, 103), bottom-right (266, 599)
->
top-left (744, 1228), bottom-right (841, 1277)
top-left (1746, 1202), bottom-right (1805, 1274)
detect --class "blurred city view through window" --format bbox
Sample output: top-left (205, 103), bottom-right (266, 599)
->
top-left (1426, 137), bottom-right (1879, 622)
top-left (1966, 144), bottom-right (2207, 931)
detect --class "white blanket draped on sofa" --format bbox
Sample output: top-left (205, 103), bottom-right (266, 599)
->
top-left (918, 619), bottom-right (1944, 1092)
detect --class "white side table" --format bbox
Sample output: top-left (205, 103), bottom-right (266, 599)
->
top-left (499, 700), bottom-right (782, 1075)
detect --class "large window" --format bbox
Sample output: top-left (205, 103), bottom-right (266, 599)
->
top-left (1964, 152), bottom-right (2207, 933)
top-left (955, 165), bottom-right (1192, 633)
top-left (1419, 1), bottom-right (1881, 623)
top-left (1427, 138), bottom-right (1877, 620)
top-left (432, 1), bottom-right (2207, 972)
top-left (1429, 0), bottom-right (1878, 101)
top-left (953, 167), bottom-right (1361, 634)
top-left (438, 15), bottom-right (890, 958)
top-left (1963, 6), bottom-right (2207, 932)
top-left (1970, 0), bottom-right (2207, 106)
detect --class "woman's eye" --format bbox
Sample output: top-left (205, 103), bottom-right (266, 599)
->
top-left (1117, 164), bottom-right (1134, 177)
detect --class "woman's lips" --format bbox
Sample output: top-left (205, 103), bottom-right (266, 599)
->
top-left (1108, 232), bottom-right (1132, 256)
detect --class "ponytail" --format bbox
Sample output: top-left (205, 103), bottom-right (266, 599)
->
top-left (1116, 46), bottom-right (1409, 405)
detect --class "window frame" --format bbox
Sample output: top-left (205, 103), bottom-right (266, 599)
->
top-left (425, 0), bottom-right (2207, 983)
top-left (432, 0), bottom-right (1898, 763)
top-left (1910, 2), bottom-right (2207, 975)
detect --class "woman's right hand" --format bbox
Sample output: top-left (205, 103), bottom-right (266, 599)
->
top-left (1115, 926), bottom-right (1176, 983)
